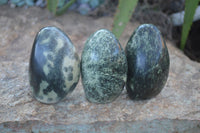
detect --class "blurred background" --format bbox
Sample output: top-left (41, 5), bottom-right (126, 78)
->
top-left (0, 0), bottom-right (200, 62)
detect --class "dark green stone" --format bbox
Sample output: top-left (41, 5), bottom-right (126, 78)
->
top-left (81, 29), bottom-right (127, 104)
top-left (29, 27), bottom-right (80, 104)
top-left (125, 24), bottom-right (170, 100)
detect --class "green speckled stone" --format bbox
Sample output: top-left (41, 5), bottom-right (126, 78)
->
top-left (81, 29), bottom-right (127, 104)
top-left (29, 27), bottom-right (80, 104)
top-left (125, 24), bottom-right (170, 100)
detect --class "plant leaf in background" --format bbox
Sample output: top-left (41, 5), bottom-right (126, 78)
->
top-left (180, 0), bottom-right (199, 50)
top-left (56, 0), bottom-right (76, 16)
top-left (112, 0), bottom-right (138, 39)
top-left (47, 0), bottom-right (59, 15)
top-left (25, 0), bottom-right (34, 6)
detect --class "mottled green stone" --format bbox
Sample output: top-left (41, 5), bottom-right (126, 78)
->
top-left (125, 24), bottom-right (170, 100)
top-left (81, 29), bottom-right (127, 104)
top-left (29, 27), bottom-right (80, 104)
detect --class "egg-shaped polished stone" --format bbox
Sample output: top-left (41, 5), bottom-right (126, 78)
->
top-left (81, 29), bottom-right (127, 104)
top-left (125, 24), bottom-right (170, 100)
top-left (29, 27), bottom-right (80, 104)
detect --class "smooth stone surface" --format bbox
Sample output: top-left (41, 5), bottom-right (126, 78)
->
top-left (0, 6), bottom-right (200, 132)
top-left (29, 26), bottom-right (80, 104)
top-left (125, 24), bottom-right (170, 100)
top-left (81, 29), bottom-right (127, 103)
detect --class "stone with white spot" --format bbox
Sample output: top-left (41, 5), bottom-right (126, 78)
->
top-left (29, 26), bottom-right (80, 104)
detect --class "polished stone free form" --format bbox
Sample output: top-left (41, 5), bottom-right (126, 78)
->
top-left (29, 27), bottom-right (80, 104)
top-left (125, 24), bottom-right (170, 100)
top-left (81, 29), bottom-right (127, 104)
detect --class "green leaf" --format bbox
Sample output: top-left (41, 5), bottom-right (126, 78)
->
top-left (112, 0), bottom-right (138, 39)
top-left (180, 0), bottom-right (199, 50)
top-left (47, 0), bottom-right (59, 15)
top-left (56, 0), bottom-right (76, 16)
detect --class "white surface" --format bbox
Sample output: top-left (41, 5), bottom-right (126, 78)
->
top-left (170, 6), bottom-right (200, 26)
